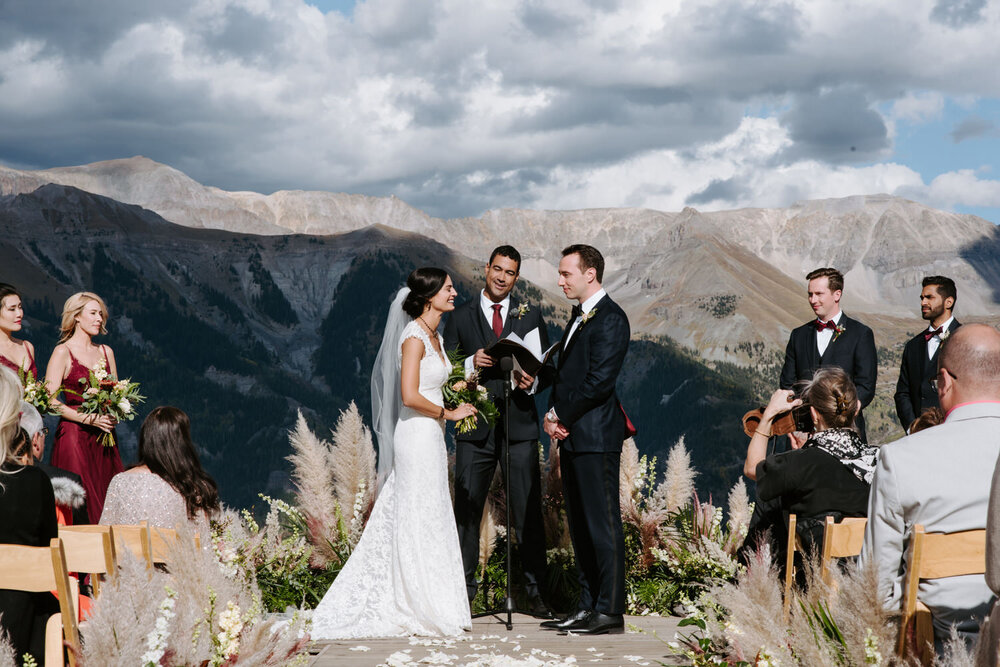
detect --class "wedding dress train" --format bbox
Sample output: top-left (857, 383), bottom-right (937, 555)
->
top-left (311, 321), bottom-right (471, 639)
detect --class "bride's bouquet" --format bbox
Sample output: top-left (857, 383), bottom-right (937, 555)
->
top-left (72, 358), bottom-right (145, 447)
top-left (443, 350), bottom-right (499, 434)
top-left (19, 368), bottom-right (59, 416)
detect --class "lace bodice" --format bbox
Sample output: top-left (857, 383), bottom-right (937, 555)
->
top-left (398, 321), bottom-right (449, 406)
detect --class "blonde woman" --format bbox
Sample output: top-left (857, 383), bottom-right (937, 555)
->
top-left (0, 283), bottom-right (37, 379)
top-left (45, 292), bottom-right (123, 523)
top-left (0, 366), bottom-right (58, 663)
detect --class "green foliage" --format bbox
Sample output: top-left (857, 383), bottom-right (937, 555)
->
top-left (696, 294), bottom-right (739, 319)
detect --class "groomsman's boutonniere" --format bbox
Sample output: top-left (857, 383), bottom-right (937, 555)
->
top-left (512, 303), bottom-right (530, 319)
top-left (940, 329), bottom-right (951, 342)
top-left (580, 308), bottom-right (597, 326)
top-left (832, 322), bottom-right (846, 342)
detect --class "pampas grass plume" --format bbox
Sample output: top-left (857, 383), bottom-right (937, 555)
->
top-left (619, 437), bottom-right (641, 516)
top-left (653, 436), bottom-right (696, 513)
top-left (286, 410), bottom-right (339, 567)
top-left (329, 401), bottom-right (377, 528)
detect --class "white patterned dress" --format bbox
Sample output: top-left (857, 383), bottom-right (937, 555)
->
top-left (311, 321), bottom-right (471, 638)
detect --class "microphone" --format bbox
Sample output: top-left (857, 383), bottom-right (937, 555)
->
top-left (499, 357), bottom-right (514, 373)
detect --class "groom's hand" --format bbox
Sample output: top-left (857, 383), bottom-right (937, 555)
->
top-left (473, 349), bottom-right (495, 368)
top-left (544, 418), bottom-right (569, 440)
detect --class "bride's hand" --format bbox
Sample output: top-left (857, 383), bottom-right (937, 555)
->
top-left (446, 403), bottom-right (478, 421)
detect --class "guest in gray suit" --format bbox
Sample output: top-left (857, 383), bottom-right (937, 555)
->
top-left (862, 323), bottom-right (1000, 647)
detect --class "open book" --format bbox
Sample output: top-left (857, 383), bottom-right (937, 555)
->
top-left (485, 328), bottom-right (560, 376)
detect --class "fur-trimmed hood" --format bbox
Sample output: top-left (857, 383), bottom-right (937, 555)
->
top-left (51, 476), bottom-right (86, 509)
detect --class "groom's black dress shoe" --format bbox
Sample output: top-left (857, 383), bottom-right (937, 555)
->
top-left (540, 609), bottom-right (589, 630)
top-left (559, 611), bottom-right (624, 635)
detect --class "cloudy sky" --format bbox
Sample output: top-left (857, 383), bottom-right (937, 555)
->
top-left (1, 0), bottom-right (999, 221)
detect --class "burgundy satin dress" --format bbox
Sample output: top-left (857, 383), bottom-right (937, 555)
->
top-left (0, 343), bottom-right (37, 380)
top-left (50, 347), bottom-right (123, 524)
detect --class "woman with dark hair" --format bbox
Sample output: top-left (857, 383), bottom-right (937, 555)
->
top-left (45, 291), bottom-right (123, 523)
top-left (313, 268), bottom-right (477, 639)
top-left (99, 406), bottom-right (219, 532)
top-left (742, 366), bottom-right (878, 562)
top-left (0, 366), bottom-right (58, 664)
top-left (0, 283), bottom-right (38, 379)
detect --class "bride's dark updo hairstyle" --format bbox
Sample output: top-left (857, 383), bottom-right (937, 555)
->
top-left (800, 366), bottom-right (859, 430)
top-left (402, 267), bottom-right (448, 319)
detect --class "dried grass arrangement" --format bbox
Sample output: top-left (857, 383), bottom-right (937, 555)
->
top-left (79, 528), bottom-right (311, 666)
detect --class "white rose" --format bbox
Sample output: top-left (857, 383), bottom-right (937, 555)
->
top-left (94, 368), bottom-right (108, 381)
top-left (118, 398), bottom-right (132, 414)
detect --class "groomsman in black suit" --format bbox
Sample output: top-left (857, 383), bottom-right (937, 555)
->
top-left (779, 267), bottom-right (877, 441)
top-left (443, 245), bottom-right (551, 614)
top-left (539, 244), bottom-right (630, 635)
top-left (894, 276), bottom-right (960, 433)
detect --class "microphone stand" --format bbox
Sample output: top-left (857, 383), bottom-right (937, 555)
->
top-left (472, 356), bottom-right (546, 630)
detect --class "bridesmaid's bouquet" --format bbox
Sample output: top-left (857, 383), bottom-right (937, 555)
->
top-left (19, 369), bottom-right (59, 416)
top-left (443, 350), bottom-right (499, 434)
top-left (73, 358), bottom-right (145, 447)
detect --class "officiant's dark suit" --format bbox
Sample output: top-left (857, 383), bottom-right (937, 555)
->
top-left (542, 245), bottom-right (630, 634)
top-left (443, 249), bottom-right (549, 606)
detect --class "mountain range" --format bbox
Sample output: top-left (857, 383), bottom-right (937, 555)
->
top-left (3, 156), bottom-right (1000, 508)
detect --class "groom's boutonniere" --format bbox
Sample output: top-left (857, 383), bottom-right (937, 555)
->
top-left (832, 322), bottom-right (846, 342)
top-left (580, 308), bottom-right (597, 326)
top-left (940, 329), bottom-right (951, 342)
top-left (512, 303), bottom-right (530, 319)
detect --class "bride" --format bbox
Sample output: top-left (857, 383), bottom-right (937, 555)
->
top-left (311, 267), bottom-right (477, 639)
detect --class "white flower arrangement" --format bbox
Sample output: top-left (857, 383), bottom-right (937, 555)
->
top-left (142, 586), bottom-right (177, 667)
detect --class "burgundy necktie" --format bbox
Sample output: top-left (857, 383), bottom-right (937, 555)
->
top-left (492, 304), bottom-right (503, 338)
top-left (924, 326), bottom-right (943, 341)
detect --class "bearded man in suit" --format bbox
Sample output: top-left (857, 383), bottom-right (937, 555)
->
top-left (539, 244), bottom-right (630, 636)
top-left (780, 267), bottom-right (877, 441)
top-left (894, 276), bottom-right (961, 433)
top-left (443, 245), bottom-right (550, 614)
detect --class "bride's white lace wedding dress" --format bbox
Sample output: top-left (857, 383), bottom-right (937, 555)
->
top-left (311, 321), bottom-right (472, 639)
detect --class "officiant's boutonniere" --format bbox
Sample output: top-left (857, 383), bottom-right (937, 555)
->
top-left (939, 329), bottom-right (951, 342)
top-left (832, 322), bottom-right (846, 342)
top-left (580, 308), bottom-right (597, 326)
top-left (512, 303), bottom-right (530, 319)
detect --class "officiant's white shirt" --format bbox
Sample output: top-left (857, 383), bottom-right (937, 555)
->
top-left (547, 288), bottom-right (607, 423)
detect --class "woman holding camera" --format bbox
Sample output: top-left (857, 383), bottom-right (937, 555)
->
top-left (742, 366), bottom-right (877, 560)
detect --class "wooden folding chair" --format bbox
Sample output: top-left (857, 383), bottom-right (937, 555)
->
top-left (783, 513), bottom-right (798, 617)
top-left (897, 524), bottom-right (987, 665)
top-left (150, 526), bottom-right (180, 566)
top-left (0, 538), bottom-right (82, 667)
top-left (819, 516), bottom-right (867, 586)
top-left (58, 525), bottom-right (117, 597)
top-left (109, 521), bottom-right (154, 570)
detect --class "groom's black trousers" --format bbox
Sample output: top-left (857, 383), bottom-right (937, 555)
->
top-left (453, 429), bottom-right (548, 602)
top-left (560, 448), bottom-right (626, 615)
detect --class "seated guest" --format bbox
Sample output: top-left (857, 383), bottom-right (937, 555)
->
top-left (862, 324), bottom-right (1000, 648)
top-left (19, 402), bottom-right (87, 525)
top-left (742, 367), bottom-right (876, 564)
top-left (100, 406), bottom-right (219, 533)
top-left (0, 367), bottom-right (58, 664)
top-left (908, 406), bottom-right (945, 435)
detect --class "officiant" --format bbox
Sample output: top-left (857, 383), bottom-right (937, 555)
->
top-left (443, 245), bottom-right (551, 616)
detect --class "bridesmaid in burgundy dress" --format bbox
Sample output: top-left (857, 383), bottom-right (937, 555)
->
top-left (0, 284), bottom-right (38, 380)
top-left (45, 292), bottom-right (123, 523)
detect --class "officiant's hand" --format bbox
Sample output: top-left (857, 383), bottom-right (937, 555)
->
top-left (473, 349), bottom-right (495, 368)
top-left (514, 370), bottom-right (534, 390)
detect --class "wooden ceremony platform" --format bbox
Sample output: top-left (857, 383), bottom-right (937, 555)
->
top-left (309, 613), bottom-right (688, 666)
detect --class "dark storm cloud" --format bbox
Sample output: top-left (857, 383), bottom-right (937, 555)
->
top-left (686, 177), bottom-right (751, 206)
top-left (950, 115), bottom-right (996, 143)
top-left (930, 0), bottom-right (987, 27)
top-left (778, 88), bottom-right (890, 164)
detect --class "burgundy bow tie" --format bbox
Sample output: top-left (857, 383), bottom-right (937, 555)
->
top-left (815, 319), bottom-right (838, 332)
top-left (924, 327), bottom-right (944, 341)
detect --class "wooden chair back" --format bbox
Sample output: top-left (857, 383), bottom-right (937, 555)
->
top-left (58, 525), bottom-right (117, 597)
top-left (897, 524), bottom-right (987, 665)
top-left (0, 538), bottom-right (82, 667)
top-left (150, 526), bottom-right (179, 565)
top-left (819, 516), bottom-right (867, 585)
top-left (782, 513), bottom-right (797, 617)
top-left (109, 522), bottom-right (154, 570)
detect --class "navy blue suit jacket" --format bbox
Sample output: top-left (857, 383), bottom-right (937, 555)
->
top-left (550, 294), bottom-right (630, 453)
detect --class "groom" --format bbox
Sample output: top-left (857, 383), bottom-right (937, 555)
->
top-left (540, 244), bottom-right (630, 635)
top-left (443, 245), bottom-right (551, 613)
